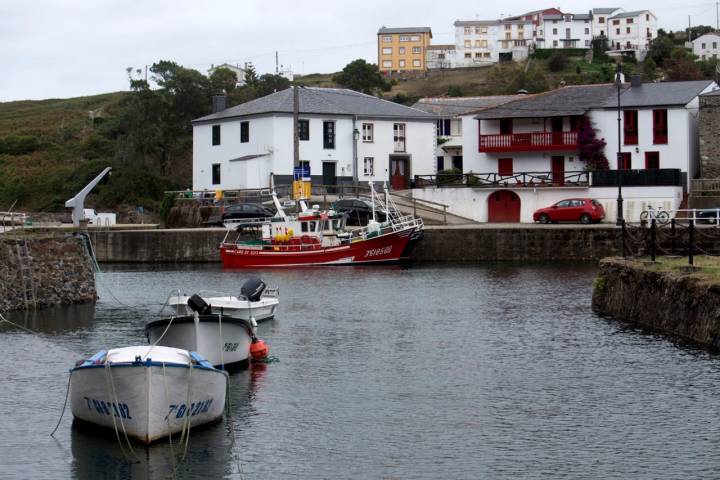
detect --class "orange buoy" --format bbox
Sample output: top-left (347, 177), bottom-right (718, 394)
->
top-left (250, 338), bottom-right (269, 360)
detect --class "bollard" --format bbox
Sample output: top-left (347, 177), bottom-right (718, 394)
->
top-left (621, 219), bottom-right (627, 257)
top-left (689, 220), bottom-right (695, 266)
top-left (670, 218), bottom-right (676, 254)
top-left (650, 219), bottom-right (656, 261)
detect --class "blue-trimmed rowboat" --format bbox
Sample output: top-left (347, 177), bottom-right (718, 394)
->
top-left (69, 346), bottom-right (227, 444)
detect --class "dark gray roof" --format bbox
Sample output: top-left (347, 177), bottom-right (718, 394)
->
top-left (474, 84), bottom-right (618, 119)
top-left (598, 80), bottom-right (714, 108)
top-left (610, 10), bottom-right (651, 19)
top-left (378, 26), bottom-right (432, 35)
top-left (593, 8), bottom-right (622, 14)
top-left (474, 80), bottom-right (716, 119)
top-left (544, 12), bottom-right (591, 20)
top-left (427, 44), bottom-right (455, 50)
top-left (454, 20), bottom-right (500, 27)
top-left (574, 13), bottom-right (592, 20)
top-left (193, 88), bottom-right (436, 123)
top-left (412, 95), bottom-right (522, 116)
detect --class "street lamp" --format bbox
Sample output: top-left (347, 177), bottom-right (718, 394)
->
top-left (352, 127), bottom-right (360, 188)
top-left (615, 62), bottom-right (624, 226)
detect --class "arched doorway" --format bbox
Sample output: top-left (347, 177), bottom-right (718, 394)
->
top-left (487, 190), bottom-right (521, 223)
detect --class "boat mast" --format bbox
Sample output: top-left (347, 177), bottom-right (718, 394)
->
top-left (270, 174), bottom-right (287, 219)
top-left (369, 182), bottom-right (376, 222)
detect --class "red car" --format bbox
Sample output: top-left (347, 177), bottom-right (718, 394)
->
top-left (533, 198), bottom-right (605, 224)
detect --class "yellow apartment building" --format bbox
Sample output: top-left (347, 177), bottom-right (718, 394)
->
top-left (377, 26), bottom-right (433, 72)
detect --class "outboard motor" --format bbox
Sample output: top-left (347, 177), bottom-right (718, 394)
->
top-left (187, 294), bottom-right (212, 315)
top-left (240, 277), bottom-right (266, 302)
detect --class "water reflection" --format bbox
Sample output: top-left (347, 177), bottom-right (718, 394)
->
top-left (3, 303), bottom-right (96, 333)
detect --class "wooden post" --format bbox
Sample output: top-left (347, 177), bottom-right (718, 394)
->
top-left (650, 219), bottom-right (656, 261)
top-left (689, 220), bottom-right (695, 265)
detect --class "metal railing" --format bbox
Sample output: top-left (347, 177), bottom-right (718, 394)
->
top-left (691, 179), bottom-right (720, 195)
top-left (414, 170), bottom-right (590, 188)
top-left (479, 131), bottom-right (578, 152)
top-left (621, 218), bottom-right (718, 266)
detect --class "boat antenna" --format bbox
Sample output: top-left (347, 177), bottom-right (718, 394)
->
top-left (369, 182), bottom-right (376, 223)
top-left (270, 173), bottom-right (287, 219)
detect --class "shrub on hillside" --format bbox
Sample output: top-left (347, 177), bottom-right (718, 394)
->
top-left (447, 85), bottom-right (463, 97)
top-left (0, 135), bottom-right (40, 155)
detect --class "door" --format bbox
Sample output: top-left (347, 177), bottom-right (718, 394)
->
top-left (551, 156), bottom-right (565, 186)
top-left (498, 158), bottom-right (513, 176)
top-left (390, 156), bottom-right (409, 190)
top-left (322, 162), bottom-right (337, 193)
top-left (551, 117), bottom-right (563, 145)
top-left (488, 190), bottom-right (521, 223)
top-left (552, 199), bottom-right (572, 221)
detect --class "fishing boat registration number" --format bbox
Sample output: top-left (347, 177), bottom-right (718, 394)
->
top-left (364, 246), bottom-right (392, 258)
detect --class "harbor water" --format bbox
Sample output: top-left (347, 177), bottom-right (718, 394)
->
top-left (1, 263), bottom-right (719, 479)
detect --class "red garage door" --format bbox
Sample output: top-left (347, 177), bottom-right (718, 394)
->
top-left (488, 190), bottom-right (521, 223)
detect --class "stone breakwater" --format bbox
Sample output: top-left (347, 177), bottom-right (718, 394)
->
top-left (0, 234), bottom-right (96, 311)
top-left (592, 257), bottom-right (720, 348)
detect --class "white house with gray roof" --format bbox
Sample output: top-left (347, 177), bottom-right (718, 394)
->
top-left (191, 87), bottom-right (436, 192)
top-left (606, 10), bottom-right (657, 57)
top-left (411, 78), bottom-right (719, 223)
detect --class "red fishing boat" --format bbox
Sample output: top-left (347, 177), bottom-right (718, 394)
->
top-left (220, 185), bottom-right (424, 268)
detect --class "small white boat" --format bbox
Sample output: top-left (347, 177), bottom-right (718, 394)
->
top-left (165, 278), bottom-right (279, 322)
top-left (145, 311), bottom-right (257, 371)
top-left (70, 346), bottom-right (227, 444)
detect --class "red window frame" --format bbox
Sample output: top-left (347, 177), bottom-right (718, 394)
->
top-left (645, 152), bottom-right (660, 169)
top-left (498, 158), bottom-right (513, 175)
top-left (619, 152), bottom-right (632, 170)
top-left (623, 110), bottom-right (638, 145)
top-left (652, 109), bottom-right (667, 144)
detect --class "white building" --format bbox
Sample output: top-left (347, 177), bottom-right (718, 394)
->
top-left (539, 12), bottom-right (594, 49)
top-left (208, 63), bottom-right (247, 87)
top-left (454, 20), bottom-right (503, 66)
top-left (410, 78), bottom-right (718, 223)
top-left (426, 45), bottom-right (456, 69)
top-left (591, 8), bottom-right (624, 39)
top-left (191, 87), bottom-right (436, 191)
top-left (692, 33), bottom-right (720, 60)
top-left (606, 10), bottom-right (657, 56)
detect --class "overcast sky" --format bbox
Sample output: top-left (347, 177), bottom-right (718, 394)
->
top-left (1, 0), bottom-right (717, 101)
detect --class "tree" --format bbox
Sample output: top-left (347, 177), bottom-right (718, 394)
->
top-left (647, 34), bottom-right (675, 67)
top-left (256, 74), bottom-right (291, 97)
top-left (642, 58), bottom-right (657, 80)
top-left (547, 52), bottom-right (568, 72)
top-left (577, 116), bottom-right (609, 171)
top-left (688, 25), bottom-right (715, 40)
top-left (244, 63), bottom-right (259, 88)
top-left (665, 57), bottom-right (705, 81)
top-left (447, 85), bottom-right (463, 97)
top-left (209, 67), bottom-right (238, 94)
top-left (591, 36), bottom-right (609, 64)
top-left (333, 59), bottom-right (391, 95)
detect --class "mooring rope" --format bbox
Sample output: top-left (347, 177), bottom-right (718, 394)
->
top-left (49, 372), bottom-right (72, 437)
top-left (162, 363), bottom-right (179, 479)
top-left (105, 362), bottom-right (141, 462)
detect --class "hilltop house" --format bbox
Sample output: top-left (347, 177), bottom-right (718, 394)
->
top-left (191, 87), bottom-right (436, 191)
top-left (692, 33), bottom-right (720, 60)
top-left (412, 77), bottom-right (718, 223)
top-left (208, 63), bottom-right (248, 87)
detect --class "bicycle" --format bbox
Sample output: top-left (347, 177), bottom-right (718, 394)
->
top-left (639, 205), bottom-right (670, 225)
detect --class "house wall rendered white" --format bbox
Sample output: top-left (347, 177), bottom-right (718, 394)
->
top-left (692, 33), bottom-right (720, 60)
top-left (542, 16), bottom-right (593, 49)
top-left (607, 11), bottom-right (657, 52)
top-left (591, 9), bottom-right (623, 39)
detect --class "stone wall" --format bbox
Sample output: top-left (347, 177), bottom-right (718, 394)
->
top-left (592, 258), bottom-right (720, 348)
top-left (0, 234), bottom-right (96, 311)
top-left (91, 227), bottom-right (623, 263)
top-left (698, 93), bottom-right (720, 178)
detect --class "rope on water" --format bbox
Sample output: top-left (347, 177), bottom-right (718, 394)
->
top-left (49, 372), bottom-right (72, 437)
top-left (105, 362), bottom-right (141, 462)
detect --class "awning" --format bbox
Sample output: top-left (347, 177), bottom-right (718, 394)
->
top-left (229, 153), bottom-right (270, 162)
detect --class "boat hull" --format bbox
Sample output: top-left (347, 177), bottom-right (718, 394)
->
top-left (70, 362), bottom-right (227, 444)
top-left (220, 227), bottom-right (417, 268)
top-left (167, 296), bottom-right (278, 322)
top-left (146, 315), bottom-right (253, 371)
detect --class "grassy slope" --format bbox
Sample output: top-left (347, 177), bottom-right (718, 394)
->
top-left (0, 92), bottom-right (127, 211)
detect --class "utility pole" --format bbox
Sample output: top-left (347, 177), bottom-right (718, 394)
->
top-left (144, 65), bottom-right (148, 82)
top-left (688, 16), bottom-right (692, 42)
top-left (276, 51), bottom-right (279, 74)
top-left (293, 85), bottom-right (299, 169)
top-left (615, 62), bottom-right (624, 226)
top-left (716, 1), bottom-right (719, 30)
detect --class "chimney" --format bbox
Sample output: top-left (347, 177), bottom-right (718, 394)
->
top-left (630, 74), bottom-right (642, 87)
top-left (212, 94), bottom-right (227, 113)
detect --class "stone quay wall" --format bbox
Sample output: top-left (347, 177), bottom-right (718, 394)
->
top-left (0, 234), bottom-right (96, 311)
top-left (699, 93), bottom-right (720, 179)
top-left (90, 227), bottom-right (623, 263)
top-left (592, 257), bottom-right (720, 349)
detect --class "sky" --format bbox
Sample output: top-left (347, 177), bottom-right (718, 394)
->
top-left (1, 0), bottom-right (718, 101)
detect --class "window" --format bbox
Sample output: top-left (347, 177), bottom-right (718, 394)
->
top-left (410, 35), bottom-right (420, 41)
top-left (413, 59), bottom-right (421, 67)
top-left (399, 59), bottom-right (406, 67)
top-left (437, 118), bottom-right (451, 136)
top-left (553, 40), bottom-right (558, 47)
top-left (382, 36), bottom-right (392, 42)
top-left (564, 15), bottom-right (572, 22)
top-left (626, 27), bottom-right (631, 34)
top-left (452, 156), bottom-right (463, 170)
top-left (517, 24), bottom-right (524, 30)
top-left (464, 40), bottom-right (471, 47)
top-left (518, 32), bottom-right (524, 39)
top-left (475, 40), bottom-right (481, 47)
top-left (623, 110), bottom-right (638, 145)
top-left (212, 125), bottom-right (221, 146)
top-left (714, 42), bottom-right (718, 49)
top-left (399, 47), bottom-right (406, 54)
top-left (399, 35), bottom-right (410, 41)
top-left (505, 32), bottom-right (511, 40)
top-left (645, 152), bottom-right (660, 169)
top-left (616, 28), bottom-right (620, 35)
top-left (498, 158), bottom-right (513, 175)
top-left (483, 52), bottom-right (490, 58)
top-left (382, 47), bottom-right (392, 55)
top-left (436, 156), bottom-right (444, 172)
top-left (626, 18), bottom-right (634, 24)
top-left (362, 123), bottom-right (373, 142)
top-left (505, 24), bottom-right (511, 30)
top-left (475, 52), bottom-right (482, 58)
top-left (500, 118), bottom-right (513, 134)
top-left (585, 28), bottom-right (590, 34)
top-left (553, 20), bottom-right (558, 24)
top-left (645, 13), bottom-right (649, 21)
top-left (298, 119), bottom-right (309, 141)
top-left (613, 19), bottom-right (620, 25)
top-left (438, 53), bottom-right (445, 59)
top-left (382, 60), bottom-right (392, 68)
top-left (412, 46), bottom-right (421, 54)
top-left (601, 30), bottom-right (605, 36)
top-left (240, 121), bottom-right (249, 143)
top-left (451, 118), bottom-right (462, 136)
top-left (652, 109), bottom-right (668, 144)
top-left (599, 16), bottom-right (605, 23)
top-left (619, 152), bottom-right (632, 169)
top-left (393, 123), bottom-right (406, 152)
top-left (464, 27), bottom-right (472, 35)
top-left (585, 40), bottom-right (590, 46)
top-left (480, 40), bottom-right (488, 48)
top-left (212, 164), bottom-right (221, 185)
top-left (363, 157), bottom-right (374, 176)
top-left (480, 26), bottom-right (488, 34)
top-left (464, 53), bottom-right (471, 58)
top-left (323, 121), bottom-right (335, 149)
top-left (703, 43), bottom-right (707, 49)
top-left (552, 28), bottom-right (558, 35)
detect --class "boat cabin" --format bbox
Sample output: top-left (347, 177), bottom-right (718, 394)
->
top-left (261, 210), bottom-right (349, 248)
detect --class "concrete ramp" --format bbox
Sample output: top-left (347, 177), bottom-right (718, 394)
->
top-left (388, 191), bottom-right (478, 225)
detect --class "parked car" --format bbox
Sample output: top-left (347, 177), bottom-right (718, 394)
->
top-left (331, 198), bottom-right (388, 225)
top-left (221, 203), bottom-right (275, 221)
top-left (695, 208), bottom-right (720, 224)
top-left (533, 198), bottom-right (605, 224)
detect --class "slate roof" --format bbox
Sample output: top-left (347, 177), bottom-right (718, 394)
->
top-left (610, 10), bottom-right (651, 19)
top-left (378, 26), bottom-right (432, 35)
top-left (454, 20), bottom-right (500, 27)
top-left (593, 8), bottom-right (622, 14)
top-left (427, 44), bottom-right (455, 50)
top-left (193, 88), bottom-right (436, 123)
top-left (412, 96), bottom-right (522, 117)
top-left (474, 80), bottom-right (717, 119)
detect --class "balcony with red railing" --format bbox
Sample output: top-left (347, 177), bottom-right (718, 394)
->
top-left (479, 131), bottom-right (579, 153)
